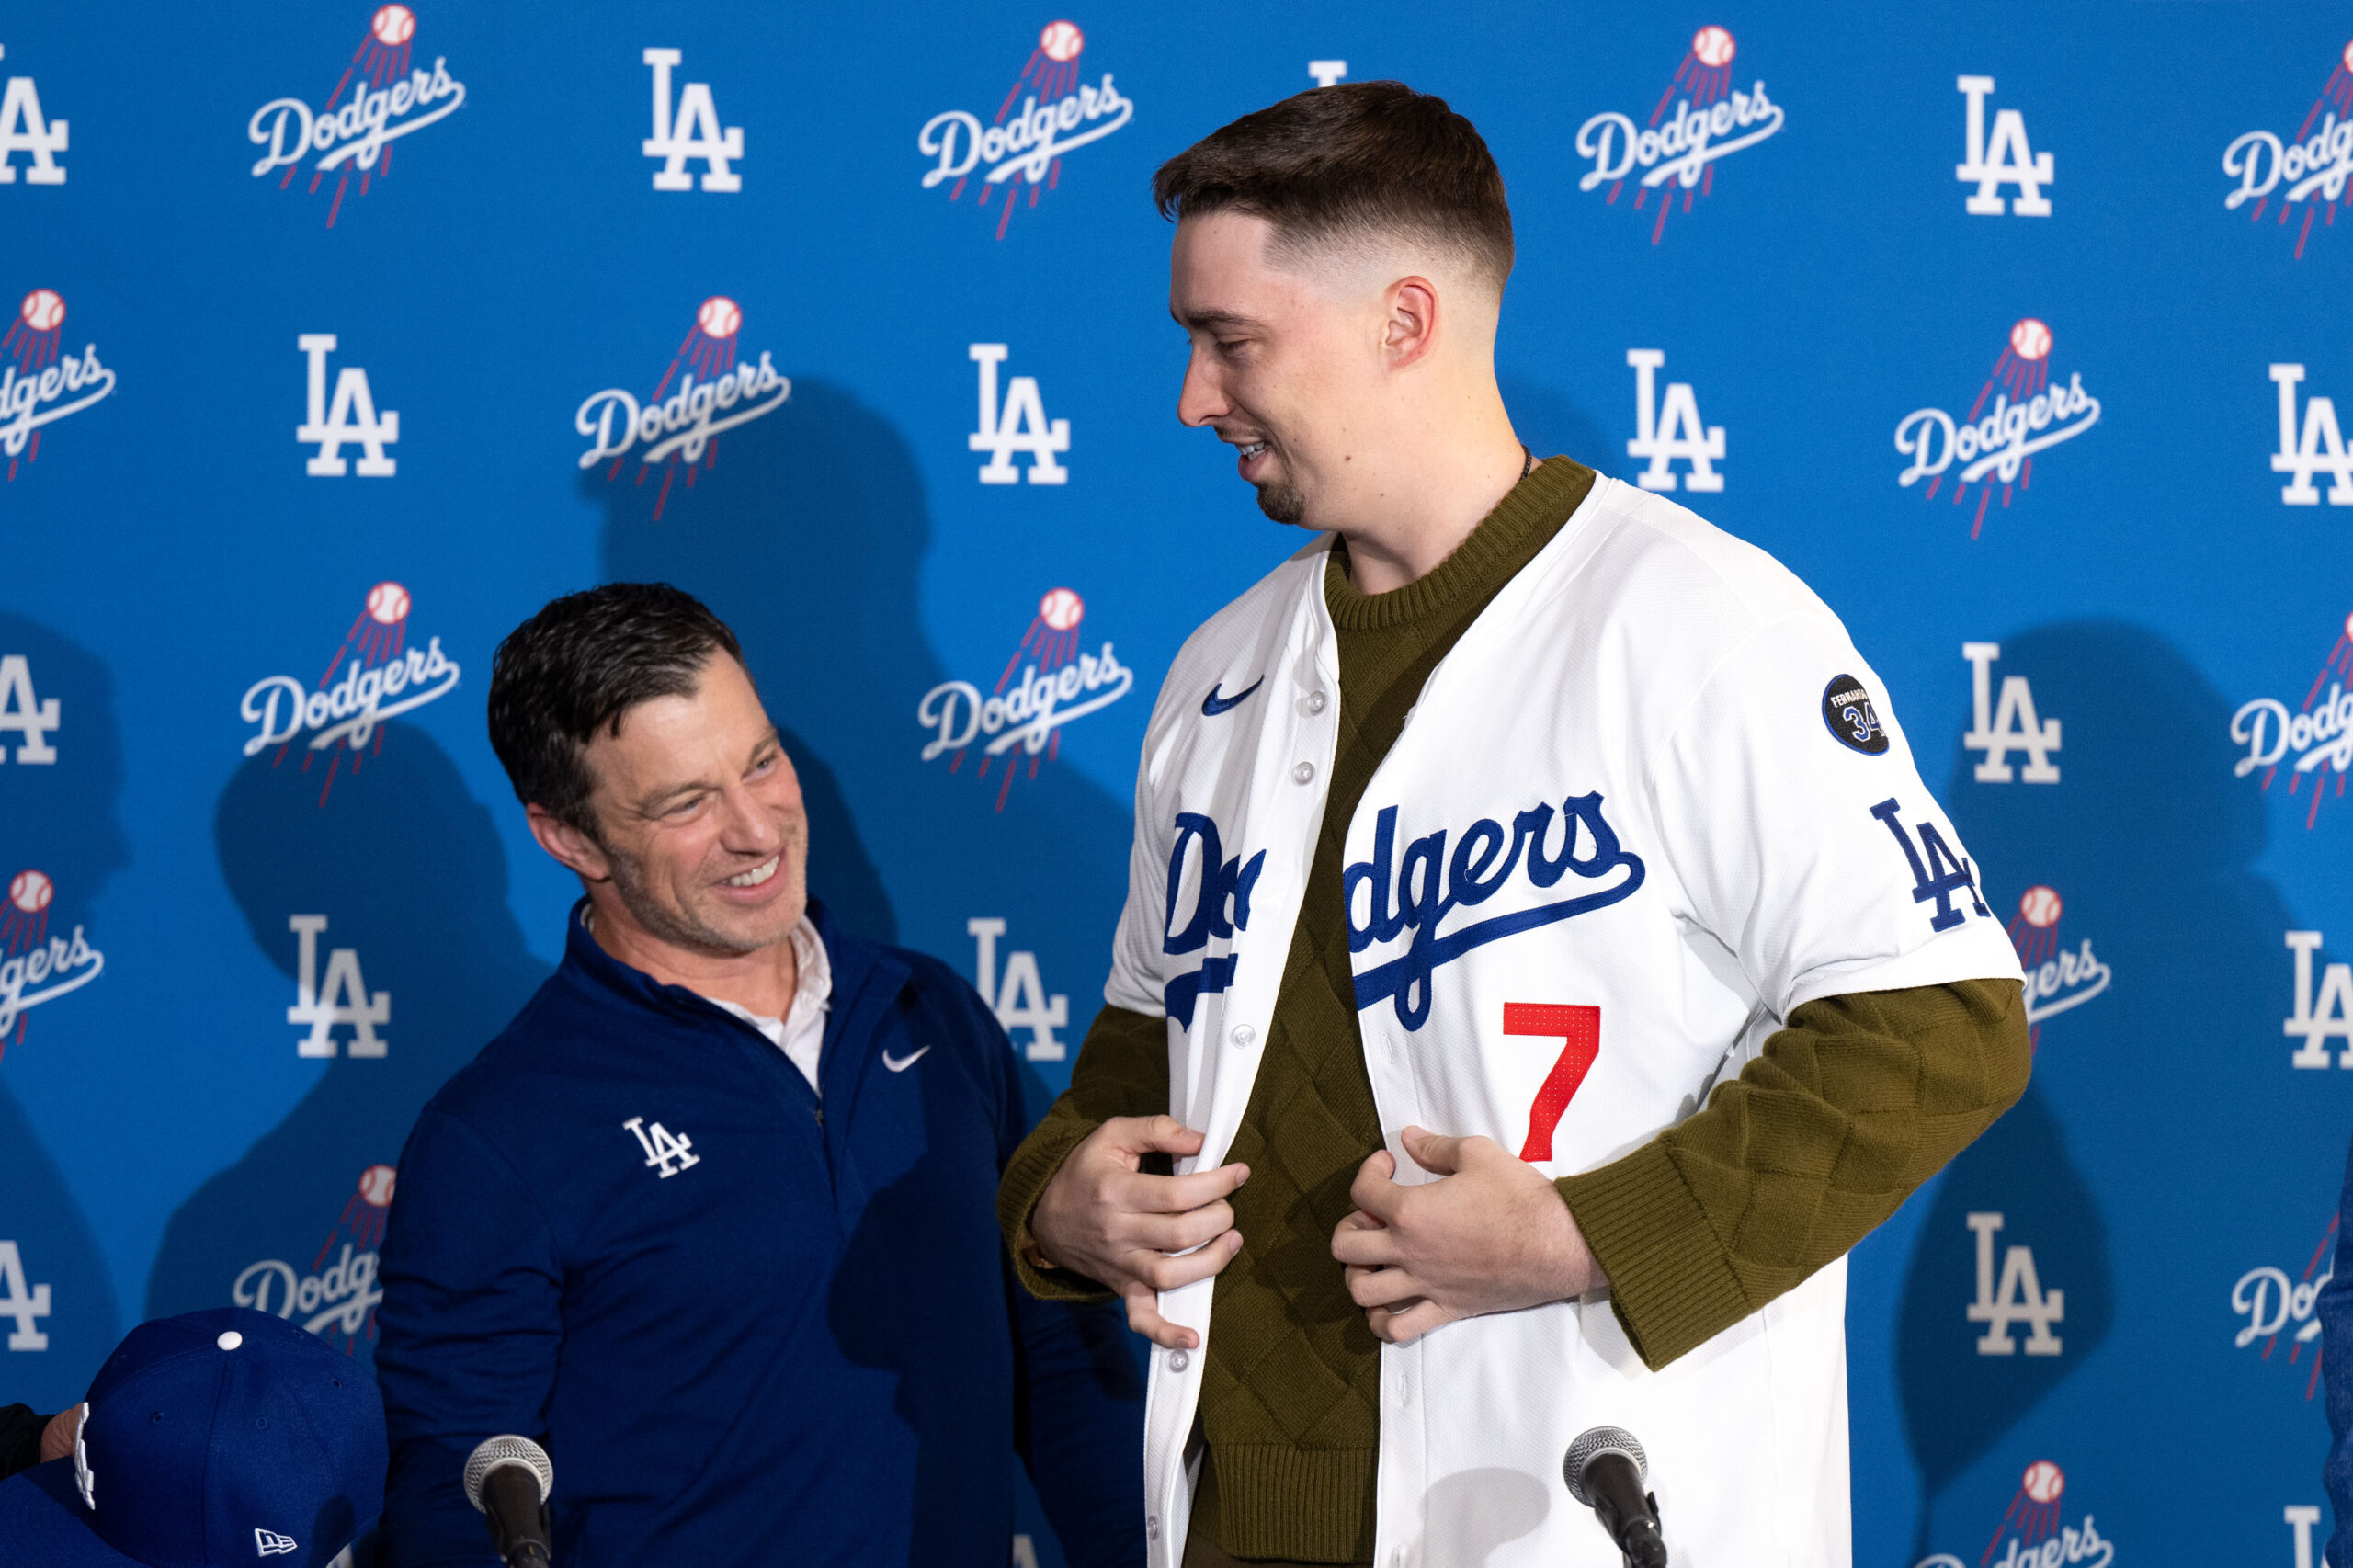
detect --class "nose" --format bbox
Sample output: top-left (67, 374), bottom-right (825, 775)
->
top-left (716, 781), bottom-right (781, 853)
top-left (1176, 343), bottom-right (1227, 430)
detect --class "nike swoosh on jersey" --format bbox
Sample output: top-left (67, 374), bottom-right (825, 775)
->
top-left (881, 1046), bottom-right (931, 1073)
top-left (1201, 677), bottom-right (1264, 716)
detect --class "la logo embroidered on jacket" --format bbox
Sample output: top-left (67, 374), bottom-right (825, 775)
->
top-left (623, 1115), bottom-right (699, 1178)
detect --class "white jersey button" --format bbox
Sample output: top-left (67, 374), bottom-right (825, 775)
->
top-left (1169, 1349), bottom-right (1190, 1372)
top-left (1230, 1023), bottom-right (1256, 1048)
top-left (1307, 690), bottom-right (1328, 713)
top-left (1291, 761), bottom-right (1316, 785)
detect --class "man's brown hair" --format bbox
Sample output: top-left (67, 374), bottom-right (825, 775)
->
top-left (1152, 81), bottom-right (1513, 293)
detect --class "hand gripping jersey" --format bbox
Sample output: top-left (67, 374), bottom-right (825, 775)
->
top-left (1108, 477), bottom-right (2022, 1568)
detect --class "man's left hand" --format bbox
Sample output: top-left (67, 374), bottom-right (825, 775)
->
top-left (39, 1405), bottom-right (80, 1464)
top-left (1332, 1127), bottom-right (1606, 1346)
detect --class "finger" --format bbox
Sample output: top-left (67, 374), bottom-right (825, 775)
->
top-left (1121, 1284), bottom-right (1199, 1350)
top-left (1345, 1262), bottom-right (1427, 1309)
top-left (1399, 1126), bottom-right (1465, 1176)
top-left (1368, 1298), bottom-right (1457, 1346)
top-left (1348, 1152), bottom-right (1404, 1219)
top-left (1127, 1228), bottom-right (1244, 1293)
top-left (1117, 1199), bottom-right (1236, 1256)
top-left (1118, 1114), bottom-right (1210, 1157)
top-left (1118, 1161), bottom-right (1250, 1215)
top-left (1330, 1220), bottom-right (1404, 1269)
top-left (1332, 1209), bottom-right (1384, 1235)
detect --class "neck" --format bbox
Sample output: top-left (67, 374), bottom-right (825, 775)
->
top-left (1323, 376), bottom-right (1525, 596)
top-left (584, 884), bottom-right (803, 1018)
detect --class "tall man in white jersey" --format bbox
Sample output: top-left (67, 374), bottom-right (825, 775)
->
top-left (998, 84), bottom-right (2030, 1568)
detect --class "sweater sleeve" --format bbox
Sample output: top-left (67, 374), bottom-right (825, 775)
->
top-left (0, 1405), bottom-right (49, 1481)
top-left (998, 1003), bottom-right (1171, 1301)
top-left (374, 1107), bottom-right (564, 1568)
top-left (1558, 977), bottom-right (2030, 1370)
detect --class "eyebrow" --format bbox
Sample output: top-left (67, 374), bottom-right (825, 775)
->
top-left (1171, 306), bottom-right (1267, 333)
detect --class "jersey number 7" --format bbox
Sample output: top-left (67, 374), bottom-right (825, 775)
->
top-left (1505, 1003), bottom-right (1600, 1161)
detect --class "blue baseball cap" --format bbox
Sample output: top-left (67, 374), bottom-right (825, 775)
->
top-left (0, 1307), bottom-right (385, 1567)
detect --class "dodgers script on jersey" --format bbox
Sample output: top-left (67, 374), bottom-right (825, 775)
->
top-left (1105, 473), bottom-right (2023, 1568)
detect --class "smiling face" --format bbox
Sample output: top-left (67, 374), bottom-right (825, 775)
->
top-left (562, 653), bottom-right (809, 960)
top-left (1171, 210), bottom-right (1400, 530)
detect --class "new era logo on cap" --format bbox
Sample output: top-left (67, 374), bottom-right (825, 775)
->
top-left (254, 1528), bottom-right (298, 1557)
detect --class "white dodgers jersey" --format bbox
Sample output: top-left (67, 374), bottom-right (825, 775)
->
top-left (1105, 473), bottom-right (2022, 1568)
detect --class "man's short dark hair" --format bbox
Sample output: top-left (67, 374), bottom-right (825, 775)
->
top-left (487, 583), bottom-right (744, 834)
top-left (1152, 81), bottom-right (1513, 293)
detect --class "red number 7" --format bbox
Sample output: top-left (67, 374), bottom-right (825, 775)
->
top-left (1505, 1004), bottom-right (1600, 1162)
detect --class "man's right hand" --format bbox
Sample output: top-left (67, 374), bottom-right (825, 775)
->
top-left (1029, 1115), bottom-right (1249, 1349)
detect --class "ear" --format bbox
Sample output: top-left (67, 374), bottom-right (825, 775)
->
top-left (526, 802), bottom-right (613, 883)
top-left (1381, 276), bottom-right (1441, 370)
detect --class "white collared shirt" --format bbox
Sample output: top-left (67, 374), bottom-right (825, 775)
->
top-left (709, 917), bottom-right (833, 1093)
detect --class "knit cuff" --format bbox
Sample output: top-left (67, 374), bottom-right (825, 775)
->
top-left (1556, 1141), bottom-right (1751, 1371)
top-left (997, 1115), bottom-right (1116, 1303)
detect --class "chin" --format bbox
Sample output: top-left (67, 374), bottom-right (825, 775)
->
top-left (1255, 480), bottom-right (1309, 527)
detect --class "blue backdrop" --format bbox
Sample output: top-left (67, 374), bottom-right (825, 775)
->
top-left (5, 4), bottom-right (2351, 1563)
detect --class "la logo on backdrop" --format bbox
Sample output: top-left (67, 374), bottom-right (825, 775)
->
top-left (2228, 610), bottom-right (2353, 829)
top-left (1572, 25), bottom-right (1785, 244)
top-left (2221, 40), bottom-right (2353, 259)
top-left (3, 289), bottom-right (117, 482)
top-left (232, 1165), bottom-right (394, 1352)
top-left (1893, 317), bottom-right (2101, 540)
top-left (575, 296), bottom-right (791, 521)
top-left (238, 582), bottom-right (460, 806)
top-left (915, 587), bottom-right (1131, 811)
top-left (917, 19), bottom-right (1132, 241)
top-left (1914, 1460), bottom-right (2116, 1568)
top-left (246, 4), bottom-right (467, 228)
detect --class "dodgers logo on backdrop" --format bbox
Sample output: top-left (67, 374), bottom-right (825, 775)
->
top-left (915, 588), bottom-right (1131, 812)
top-left (0, 43), bottom-right (69, 186)
top-left (2221, 40), bottom-right (2353, 260)
top-left (232, 1165), bottom-right (394, 1351)
top-left (917, 19), bottom-right (1132, 241)
top-left (2006, 885), bottom-right (2109, 1043)
top-left (0, 869), bottom-right (103, 1056)
top-left (1915, 1461), bottom-right (2114, 1568)
top-left (238, 582), bottom-right (460, 805)
top-left (2, 289), bottom-right (116, 482)
top-left (2230, 1214), bottom-right (2334, 1400)
top-left (1341, 794), bottom-right (1645, 1031)
top-left (247, 6), bottom-right (466, 228)
top-left (575, 295), bottom-right (791, 521)
top-left (1894, 317), bottom-right (2101, 540)
top-left (2268, 363), bottom-right (2353, 506)
top-left (2230, 611), bottom-right (2353, 830)
top-left (1624, 348), bottom-right (1723, 491)
top-left (1573, 26), bottom-right (1784, 244)
top-left (969, 344), bottom-right (1070, 483)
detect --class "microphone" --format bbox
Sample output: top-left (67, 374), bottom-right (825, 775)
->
top-left (1563, 1426), bottom-right (1667, 1568)
top-left (463, 1434), bottom-right (555, 1568)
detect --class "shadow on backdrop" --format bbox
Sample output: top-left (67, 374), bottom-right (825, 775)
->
top-left (585, 376), bottom-right (1135, 1124)
top-left (0, 612), bottom-right (127, 1408)
top-left (1499, 378), bottom-right (1623, 484)
top-left (144, 722), bottom-right (549, 1377)
top-left (1897, 619), bottom-right (2290, 1554)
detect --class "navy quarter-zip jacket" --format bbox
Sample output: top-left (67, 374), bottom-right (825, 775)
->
top-left (374, 900), bottom-right (1143, 1567)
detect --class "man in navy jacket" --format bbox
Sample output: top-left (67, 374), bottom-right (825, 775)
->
top-left (375, 584), bottom-right (1142, 1567)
